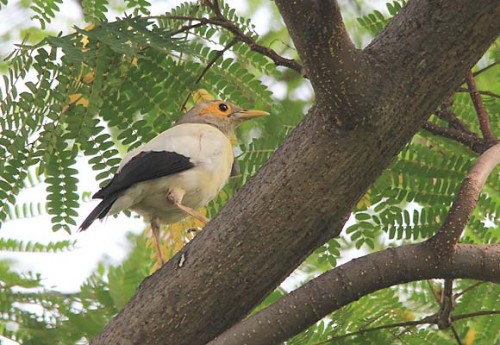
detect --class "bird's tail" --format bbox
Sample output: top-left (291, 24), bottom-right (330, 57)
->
top-left (78, 195), bottom-right (119, 232)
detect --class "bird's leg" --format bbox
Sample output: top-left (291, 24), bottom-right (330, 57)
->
top-left (150, 217), bottom-right (165, 266)
top-left (166, 189), bottom-right (208, 224)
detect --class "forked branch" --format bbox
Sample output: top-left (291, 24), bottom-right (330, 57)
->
top-left (465, 71), bottom-right (497, 144)
top-left (209, 143), bottom-right (500, 345)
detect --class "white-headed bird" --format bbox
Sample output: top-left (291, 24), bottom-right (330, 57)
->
top-left (79, 100), bottom-right (268, 263)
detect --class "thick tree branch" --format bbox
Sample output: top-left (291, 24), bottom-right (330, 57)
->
top-left (210, 143), bottom-right (500, 345)
top-left (274, 0), bottom-right (356, 75)
top-left (210, 244), bottom-right (500, 345)
top-left (274, 0), bottom-right (369, 124)
top-left (366, 0), bottom-right (500, 134)
top-left (93, 1), bottom-right (500, 344)
top-left (465, 71), bottom-right (497, 144)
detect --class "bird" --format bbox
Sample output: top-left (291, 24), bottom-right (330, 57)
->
top-left (79, 100), bottom-right (269, 264)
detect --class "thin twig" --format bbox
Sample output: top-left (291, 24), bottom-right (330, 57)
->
top-left (195, 38), bottom-right (237, 85)
top-left (422, 121), bottom-right (488, 154)
top-left (207, 0), bottom-right (223, 18)
top-left (473, 60), bottom-right (499, 77)
top-left (170, 21), bottom-right (208, 36)
top-left (437, 279), bottom-right (454, 330)
top-left (454, 282), bottom-right (484, 299)
top-left (452, 310), bottom-right (500, 321)
top-left (428, 278), bottom-right (457, 344)
top-left (311, 311), bottom-right (500, 344)
top-left (465, 71), bottom-right (497, 144)
top-left (177, 18), bottom-right (193, 63)
top-left (457, 87), bottom-right (500, 99)
top-left (157, 15), bottom-right (304, 75)
top-left (435, 109), bottom-right (474, 135)
top-left (434, 97), bottom-right (470, 133)
top-left (179, 37), bottom-right (238, 111)
top-left (312, 316), bottom-right (437, 344)
top-left (450, 326), bottom-right (464, 345)
top-left (427, 280), bottom-right (442, 306)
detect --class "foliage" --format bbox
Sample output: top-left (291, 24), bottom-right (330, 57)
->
top-left (0, 233), bottom-right (151, 344)
top-left (357, 1), bottom-right (406, 35)
top-left (0, 2), bottom-right (277, 233)
top-left (0, 0), bottom-right (498, 344)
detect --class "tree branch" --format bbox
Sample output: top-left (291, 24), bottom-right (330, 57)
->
top-left (170, 21), bottom-right (208, 36)
top-left (274, 0), bottom-right (356, 74)
top-left (454, 282), bottom-right (484, 299)
top-left (422, 97), bottom-right (492, 153)
top-left (209, 143), bottom-right (500, 345)
top-left (179, 37), bottom-right (238, 111)
top-left (437, 279), bottom-right (454, 330)
top-left (457, 87), bottom-right (500, 99)
top-left (436, 100), bottom-right (474, 135)
top-left (429, 143), bottom-right (500, 251)
top-left (366, 0), bottom-right (500, 135)
top-left (206, 0), bottom-right (222, 18)
top-left (209, 244), bottom-right (500, 345)
top-left (93, 1), bottom-right (500, 344)
top-left (473, 60), bottom-right (499, 77)
top-left (165, 15), bottom-right (304, 75)
top-left (451, 326), bottom-right (464, 345)
top-left (465, 71), bottom-right (497, 144)
top-left (274, 0), bottom-right (369, 123)
top-left (311, 311), bottom-right (500, 344)
top-left (421, 121), bottom-right (489, 154)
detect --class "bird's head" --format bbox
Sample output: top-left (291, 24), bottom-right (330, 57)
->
top-left (177, 100), bottom-right (269, 137)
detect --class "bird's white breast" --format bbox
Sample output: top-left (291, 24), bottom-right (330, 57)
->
top-left (112, 124), bottom-right (234, 223)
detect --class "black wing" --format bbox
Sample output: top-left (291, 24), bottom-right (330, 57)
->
top-left (93, 150), bottom-right (194, 199)
top-left (79, 151), bottom-right (194, 231)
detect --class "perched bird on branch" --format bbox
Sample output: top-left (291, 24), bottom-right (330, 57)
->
top-left (79, 100), bottom-right (268, 263)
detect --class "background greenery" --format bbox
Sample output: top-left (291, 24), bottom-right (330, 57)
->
top-left (0, 0), bottom-right (498, 344)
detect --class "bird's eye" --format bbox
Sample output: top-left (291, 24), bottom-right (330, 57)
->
top-left (218, 103), bottom-right (228, 112)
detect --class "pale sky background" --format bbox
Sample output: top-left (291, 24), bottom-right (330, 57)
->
top-left (0, 1), bottom-right (384, 343)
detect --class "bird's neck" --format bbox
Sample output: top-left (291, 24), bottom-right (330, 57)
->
top-left (208, 123), bottom-right (235, 139)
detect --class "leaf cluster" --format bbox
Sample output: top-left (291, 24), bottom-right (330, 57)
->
top-left (0, 233), bottom-right (151, 344)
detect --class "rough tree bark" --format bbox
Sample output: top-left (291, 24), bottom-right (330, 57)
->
top-left (92, 0), bottom-right (500, 344)
top-left (210, 143), bottom-right (500, 345)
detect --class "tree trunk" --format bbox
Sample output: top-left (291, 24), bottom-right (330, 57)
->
top-left (92, 0), bottom-right (500, 344)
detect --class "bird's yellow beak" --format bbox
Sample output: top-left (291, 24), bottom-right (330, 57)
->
top-left (233, 109), bottom-right (270, 120)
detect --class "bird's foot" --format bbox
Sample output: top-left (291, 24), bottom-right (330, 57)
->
top-left (186, 227), bottom-right (203, 234)
top-left (166, 191), bottom-right (209, 224)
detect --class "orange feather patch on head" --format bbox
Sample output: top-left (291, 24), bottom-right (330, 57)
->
top-left (199, 101), bottom-right (233, 117)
